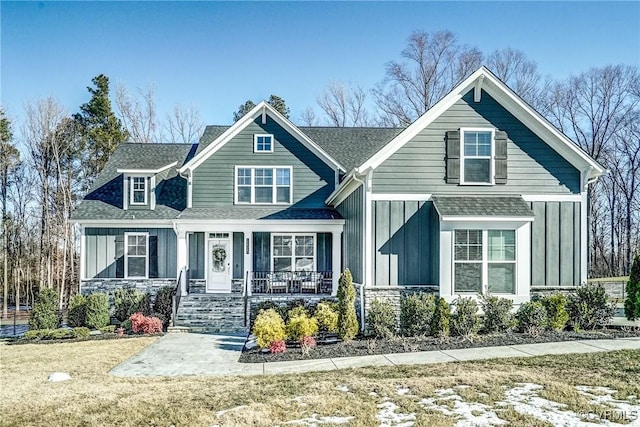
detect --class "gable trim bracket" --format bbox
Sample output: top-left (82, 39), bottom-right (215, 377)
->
top-left (474, 75), bottom-right (484, 102)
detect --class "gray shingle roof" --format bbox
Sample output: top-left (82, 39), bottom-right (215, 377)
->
top-left (432, 196), bottom-right (533, 217)
top-left (196, 125), bottom-right (403, 171)
top-left (178, 207), bottom-right (343, 221)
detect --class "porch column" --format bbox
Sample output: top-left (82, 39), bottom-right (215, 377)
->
top-left (331, 230), bottom-right (341, 296)
top-left (243, 230), bottom-right (252, 296)
top-left (176, 230), bottom-right (188, 294)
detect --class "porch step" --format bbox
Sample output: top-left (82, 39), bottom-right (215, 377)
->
top-left (174, 294), bottom-right (247, 334)
top-left (167, 326), bottom-right (191, 333)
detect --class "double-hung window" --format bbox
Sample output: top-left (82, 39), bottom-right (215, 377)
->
top-left (461, 129), bottom-right (494, 184)
top-left (254, 134), bottom-right (274, 153)
top-left (272, 234), bottom-right (315, 272)
top-left (235, 166), bottom-right (292, 204)
top-left (130, 176), bottom-right (147, 205)
top-left (454, 229), bottom-right (515, 294)
top-left (125, 233), bottom-right (148, 278)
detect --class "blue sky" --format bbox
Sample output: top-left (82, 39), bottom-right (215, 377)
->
top-left (2, 1), bottom-right (639, 126)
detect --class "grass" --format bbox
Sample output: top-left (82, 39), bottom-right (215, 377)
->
top-left (1, 338), bottom-right (639, 426)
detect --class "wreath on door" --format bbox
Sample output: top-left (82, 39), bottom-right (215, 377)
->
top-left (212, 245), bottom-right (227, 272)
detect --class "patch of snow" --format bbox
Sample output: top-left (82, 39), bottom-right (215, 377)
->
top-left (376, 401), bottom-right (416, 427)
top-left (48, 372), bottom-right (71, 382)
top-left (89, 330), bottom-right (102, 335)
top-left (335, 385), bottom-right (350, 393)
top-left (282, 414), bottom-right (354, 425)
top-left (369, 391), bottom-right (378, 396)
top-left (396, 387), bottom-right (410, 396)
top-left (576, 385), bottom-right (640, 416)
top-left (215, 405), bottom-right (247, 416)
top-left (419, 387), bottom-right (507, 427)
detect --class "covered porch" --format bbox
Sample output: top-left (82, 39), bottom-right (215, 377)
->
top-left (173, 211), bottom-right (344, 297)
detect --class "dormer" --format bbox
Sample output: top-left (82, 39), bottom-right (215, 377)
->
top-left (118, 162), bottom-right (177, 211)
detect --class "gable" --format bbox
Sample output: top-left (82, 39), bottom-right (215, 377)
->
top-left (191, 115), bottom-right (337, 208)
top-left (373, 89), bottom-right (581, 195)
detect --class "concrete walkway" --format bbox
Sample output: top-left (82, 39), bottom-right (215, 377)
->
top-left (110, 334), bottom-right (640, 378)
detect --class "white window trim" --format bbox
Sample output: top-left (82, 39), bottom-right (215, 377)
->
top-left (234, 165), bottom-right (293, 205)
top-left (129, 175), bottom-right (148, 205)
top-left (271, 233), bottom-right (316, 272)
top-left (453, 229), bottom-right (517, 295)
top-left (124, 232), bottom-right (149, 279)
top-left (460, 127), bottom-right (495, 186)
top-left (253, 134), bottom-right (274, 153)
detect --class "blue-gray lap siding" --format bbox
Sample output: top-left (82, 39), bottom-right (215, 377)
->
top-left (372, 201), bottom-right (439, 287)
top-left (191, 116), bottom-right (336, 207)
top-left (372, 90), bottom-right (581, 195)
top-left (84, 228), bottom-right (176, 279)
top-left (530, 201), bottom-right (581, 287)
top-left (336, 185), bottom-right (364, 284)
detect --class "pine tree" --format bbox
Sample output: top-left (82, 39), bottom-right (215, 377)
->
top-left (233, 94), bottom-right (290, 122)
top-left (74, 74), bottom-right (128, 186)
top-left (337, 269), bottom-right (358, 341)
top-left (625, 253), bottom-right (640, 320)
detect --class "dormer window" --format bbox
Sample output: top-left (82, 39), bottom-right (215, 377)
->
top-left (461, 128), bottom-right (494, 185)
top-left (254, 134), bottom-right (274, 153)
top-left (130, 176), bottom-right (147, 205)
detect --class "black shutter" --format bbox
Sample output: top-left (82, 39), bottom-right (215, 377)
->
top-left (115, 235), bottom-right (125, 278)
top-left (494, 130), bottom-right (508, 184)
top-left (149, 235), bottom-right (158, 278)
top-left (446, 131), bottom-right (460, 184)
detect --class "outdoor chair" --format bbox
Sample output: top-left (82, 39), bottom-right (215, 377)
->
top-left (267, 273), bottom-right (287, 293)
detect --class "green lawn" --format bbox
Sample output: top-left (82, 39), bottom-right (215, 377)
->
top-left (1, 337), bottom-right (638, 426)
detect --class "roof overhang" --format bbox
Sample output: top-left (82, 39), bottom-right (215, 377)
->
top-left (179, 101), bottom-right (346, 174)
top-left (117, 161), bottom-right (178, 175)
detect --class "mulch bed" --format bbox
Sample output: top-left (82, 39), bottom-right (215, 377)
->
top-left (239, 328), bottom-right (640, 363)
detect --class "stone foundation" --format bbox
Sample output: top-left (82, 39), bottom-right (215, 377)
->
top-left (362, 286), bottom-right (438, 335)
top-left (187, 279), bottom-right (244, 294)
top-left (81, 279), bottom-right (176, 300)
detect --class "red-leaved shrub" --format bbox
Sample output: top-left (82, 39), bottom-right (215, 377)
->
top-left (129, 312), bottom-right (163, 334)
top-left (269, 339), bottom-right (286, 353)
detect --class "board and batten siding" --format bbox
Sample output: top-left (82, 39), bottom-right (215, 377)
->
top-left (530, 201), bottom-right (581, 287)
top-left (188, 232), bottom-right (244, 280)
top-left (84, 228), bottom-right (177, 279)
top-left (336, 185), bottom-right (364, 283)
top-left (191, 116), bottom-right (336, 207)
top-left (372, 201), bottom-right (439, 287)
top-left (373, 90), bottom-right (580, 195)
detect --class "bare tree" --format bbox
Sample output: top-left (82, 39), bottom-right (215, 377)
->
top-left (317, 82), bottom-right (371, 126)
top-left (486, 47), bottom-right (547, 109)
top-left (115, 84), bottom-right (161, 143)
top-left (373, 30), bottom-right (483, 126)
top-left (299, 106), bottom-right (319, 126)
top-left (164, 103), bottom-right (205, 144)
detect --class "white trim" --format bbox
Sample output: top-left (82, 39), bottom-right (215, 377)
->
top-left (117, 161), bottom-right (177, 175)
top-left (74, 220), bottom-right (175, 227)
top-left (129, 176), bottom-right (148, 206)
top-left (80, 225), bottom-right (86, 281)
top-left (522, 194), bottom-right (582, 202)
top-left (173, 221), bottom-right (344, 235)
top-left (364, 170), bottom-right (373, 287)
top-left (371, 193), bottom-right (432, 201)
top-left (205, 234), bottom-right (233, 293)
top-left (270, 233), bottom-right (316, 273)
top-left (326, 170), bottom-right (362, 206)
top-left (253, 134), bottom-right (274, 153)
top-left (331, 230), bottom-right (341, 295)
top-left (580, 170), bottom-right (589, 284)
top-left (459, 127), bottom-right (495, 185)
top-left (187, 171), bottom-right (193, 209)
top-left (441, 216), bottom-right (535, 222)
top-left (234, 165), bottom-right (293, 205)
top-left (122, 176), bottom-right (128, 211)
top-left (474, 75), bottom-right (484, 102)
top-left (150, 175), bottom-right (156, 210)
top-left (356, 66), bottom-right (604, 178)
top-left (180, 101), bottom-right (345, 174)
top-left (123, 232), bottom-right (149, 279)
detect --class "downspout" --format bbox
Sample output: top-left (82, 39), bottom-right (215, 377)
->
top-left (352, 172), bottom-right (367, 332)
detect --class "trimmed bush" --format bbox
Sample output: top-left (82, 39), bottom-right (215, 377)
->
top-left (400, 293), bottom-right (436, 337)
top-left (114, 288), bottom-right (151, 322)
top-left (120, 319), bottom-right (132, 333)
top-left (540, 293), bottom-right (569, 331)
top-left (451, 297), bottom-right (481, 339)
top-left (269, 339), bottom-right (286, 354)
top-left (84, 293), bottom-right (110, 330)
top-left (337, 269), bottom-right (358, 341)
top-left (67, 294), bottom-right (86, 328)
top-left (73, 327), bottom-right (91, 338)
top-left (432, 298), bottom-right (451, 338)
top-left (29, 288), bottom-right (61, 330)
top-left (287, 306), bottom-right (309, 320)
top-left (517, 301), bottom-right (548, 336)
top-left (153, 286), bottom-right (174, 329)
top-left (367, 299), bottom-right (396, 338)
top-left (625, 253), bottom-right (640, 321)
top-left (480, 295), bottom-right (515, 333)
top-left (24, 328), bottom-right (74, 340)
top-left (99, 325), bottom-right (116, 333)
top-left (129, 312), bottom-right (163, 334)
top-left (253, 308), bottom-right (287, 348)
top-left (314, 301), bottom-right (338, 334)
top-left (567, 283), bottom-right (616, 330)
top-left (287, 312), bottom-right (318, 341)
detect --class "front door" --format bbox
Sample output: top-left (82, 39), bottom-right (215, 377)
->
top-left (206, 234), bottom-right (232, 292)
